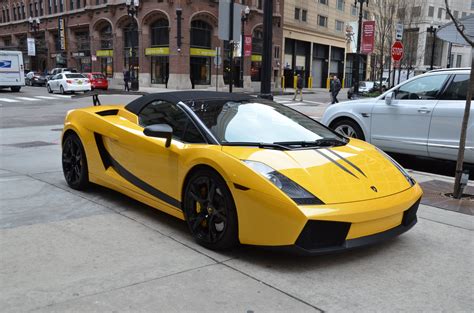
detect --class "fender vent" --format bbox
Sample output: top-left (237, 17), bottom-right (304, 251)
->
top-left (96, 109), bottom-right (119, 116)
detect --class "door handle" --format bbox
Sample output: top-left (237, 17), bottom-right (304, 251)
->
top-left (418, 107), bottom-right (431, 114)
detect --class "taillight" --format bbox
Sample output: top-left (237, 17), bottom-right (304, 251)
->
top-left (66, 80), bottom-right (72, 84)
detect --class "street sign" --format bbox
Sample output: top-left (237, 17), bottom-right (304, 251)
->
top-left (218, 1), bottom-right (244, 42)
top-left (214, 47), bottom-right (222, 67)
top-left (396, 23), bottom-right (404, 41)
top-left (391, 41), bottom-right (404, 62)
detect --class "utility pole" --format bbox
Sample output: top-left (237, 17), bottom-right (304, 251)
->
top-left (353, 0), bottom-right (368, 97)
top-left (260, 0), bottom-right (273, 99)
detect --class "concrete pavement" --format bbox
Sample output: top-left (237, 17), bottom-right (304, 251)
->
top-left (0, 87), bottom-right (473, 312)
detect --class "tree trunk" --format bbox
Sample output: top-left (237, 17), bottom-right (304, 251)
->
top-left (453, 47), bottom-right (474, 198)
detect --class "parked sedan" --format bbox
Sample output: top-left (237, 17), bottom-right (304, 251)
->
top-left (47, 73), bottom-right (91, 94)
top-left (322, 68), bottom-right (474, 163)
top-left (83, 72), bottom-right (108, 90)
top-left (25, 71), bottom-right (47, 86)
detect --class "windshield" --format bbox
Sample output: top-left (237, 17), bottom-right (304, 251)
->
top-left (65, 74), bottom-right (85, 78)
top-left (186, 99), bottom-right (343, 144)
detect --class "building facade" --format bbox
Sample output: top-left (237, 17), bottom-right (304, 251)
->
top-left (0, 0), bottom-right (283, 90)
top-left (282, 0), bottom-right (366, 88)
top-left (397, 0), bottom-right (473, 76)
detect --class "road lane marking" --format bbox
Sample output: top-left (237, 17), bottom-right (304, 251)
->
top-left (52, 95), bottom-right (71, 98)
top-left (0, 98), bottom-right (20, 102)
top-left (15, 97), bottom-right (41, 101)
top-left (35, 96), bottom-right (57, 100)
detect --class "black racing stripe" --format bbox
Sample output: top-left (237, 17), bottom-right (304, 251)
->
top-left (325, 149), bottom-right (367, 178)
top-left (314, 149), bottom-right (359, 179)
top-left (94, 133), bottom-right (182, 209)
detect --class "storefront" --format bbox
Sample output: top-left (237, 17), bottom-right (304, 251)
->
top-left (96, 49), bottom-right (113, 77)
top-left (190, 20), bottom-right (213, 88)
top-left (146, 47), bottom-right (169, 85)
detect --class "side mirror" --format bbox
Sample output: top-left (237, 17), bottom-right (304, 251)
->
top-left (385, 91), bottom-right (394, 105)
top-left (143, 124), bottom-right (173, 147)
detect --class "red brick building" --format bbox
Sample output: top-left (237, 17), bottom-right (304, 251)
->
top-left (0, 0), bottom-right (283, 90)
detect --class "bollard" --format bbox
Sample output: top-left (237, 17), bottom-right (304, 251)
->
top-left (293, 75), bottom-right (298, 89)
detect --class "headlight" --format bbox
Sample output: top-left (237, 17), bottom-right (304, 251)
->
top-left (243, 160), bottom-right (324, 205)
top-left (376, 148), bottom-right (415, 186)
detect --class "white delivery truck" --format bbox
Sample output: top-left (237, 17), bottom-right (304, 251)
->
top-left (0, 50), bottom-right (25, 92)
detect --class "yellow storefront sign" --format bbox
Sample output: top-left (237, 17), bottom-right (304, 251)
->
top-left (145, 47), bottom-right (170, 56)
top-left (96, 49), bottom-right (113, 57)
top-left (251, 54), bottom-right (262, 62)
top-left (190, 48), bottom-right (216, 57)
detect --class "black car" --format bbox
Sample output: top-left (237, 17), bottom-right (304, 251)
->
top-left (25, 71), bottom-right (47, 86)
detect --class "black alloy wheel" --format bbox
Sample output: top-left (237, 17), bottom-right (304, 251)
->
top-left (183, 169), bottom-right (238, 250)
top-left (62, 133), bottom-right (89, 190)
top-left (331, 119), bottom-right (365, 141)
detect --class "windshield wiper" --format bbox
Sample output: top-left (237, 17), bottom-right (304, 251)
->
top-left (221, 142), bottom-right (291, 150)
top-left (274, 138), bottom-right (347, 147)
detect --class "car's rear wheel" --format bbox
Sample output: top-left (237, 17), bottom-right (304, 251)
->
top-left (60, 85), bottom-right (65, 94)
top-left (183, 169), bottom-right (238, 250)
top-left (47, 84), bottom-right (52, 93)
top-left (331, 119), bottom-right (365, 140)
top-left (62, 133), bottom-right (89, 190)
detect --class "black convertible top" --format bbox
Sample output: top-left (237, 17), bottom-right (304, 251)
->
top-left (125, 91), bottom-right (254, 115)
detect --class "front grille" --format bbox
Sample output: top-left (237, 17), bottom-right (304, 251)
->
top-left (402, 199), bottom-right (420, 226)
top-left (295, 220), bottom-right (351, 250)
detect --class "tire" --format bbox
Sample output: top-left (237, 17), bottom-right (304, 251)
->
top-left (11, 86), bottom-right (21, 92)
top-left (331, 118), bottom-right (365, 140)
top-left (47, 84), bottom-right (52, 93)
top-left (183, 169), bottom-right (238, 250)
top-left (62, 133), bottom-right (90, 190)
top-left (60, 85), bottom-right (65, 94)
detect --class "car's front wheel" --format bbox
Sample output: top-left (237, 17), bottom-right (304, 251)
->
top-left (183, 169), bottom-right (238, 250)
top-left (331, 118), bottom-right (365, 140)
top-left (62, 133), bottom-right (89, 190)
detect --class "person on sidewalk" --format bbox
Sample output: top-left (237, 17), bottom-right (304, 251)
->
top-left (330, 75), bottom-right (342, 104)
top-left (123, 69), bottom-right (130, 92)
top-left (292, 74), bottom-right (304, 101)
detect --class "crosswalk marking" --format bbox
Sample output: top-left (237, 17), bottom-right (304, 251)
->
top-left (15, 97), bottom-right (40, 101)
top-left (0, 98), bottom-right (20, 103)
top-left (52, 95), bottom-right (71, 98)
top-left (35, 96), bottom-right (57, 100)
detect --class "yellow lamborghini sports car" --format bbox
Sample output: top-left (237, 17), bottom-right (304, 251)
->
top-left (62, 91), bottom-right (423, 254)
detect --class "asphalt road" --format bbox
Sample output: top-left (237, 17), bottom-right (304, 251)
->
top-left (0, 86), bottom-right (473, 312)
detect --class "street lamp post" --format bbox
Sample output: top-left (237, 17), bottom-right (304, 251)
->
top-left (126, 0), bottom-right (139, 91)
top-left (240, 6), bottom-right (250, 89)
top-left (29, 16), bottom-right (40, 71)
top-left (353, 0), bottom-right (368, 98)
top-left (427, 25), bottom-right (438, 71)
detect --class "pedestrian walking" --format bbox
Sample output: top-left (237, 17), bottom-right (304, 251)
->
top-left (330, 75), bottom-right (342, 104)
top-left (292, 74), bottom-right (304, 102)
top-left (123, 69), bottom-right (130, 92)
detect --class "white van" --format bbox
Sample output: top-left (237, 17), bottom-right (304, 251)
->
top-left (0, 51), bottom-right (25, 92)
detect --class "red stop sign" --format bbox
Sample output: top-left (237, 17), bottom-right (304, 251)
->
top-left (392, 41), bottom-right (404, 62)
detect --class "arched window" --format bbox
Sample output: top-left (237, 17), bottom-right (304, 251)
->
top-left (252, 27), bottom-right (263, 54)
top-left (123, 23), bottom-right (138, 49)
top-left (151, 19), bottom-right (169, 46)
top-left (190, 20), bottom-right (212, 48)
top-left (99, 24), bottom-right (113, 49)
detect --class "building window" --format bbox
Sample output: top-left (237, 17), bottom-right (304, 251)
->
top-left (337, 0), bottom-right (344, 11)
top-left (70, 0), bottom-right (74, 10)
top-left (318, 15), bottom-right (327, 27)
top-left (48, 0), bottom-right (51, 14)
top-left (77, 0), bottom-right (81, 8)
top-left (190, 20), bottom-right (212, 86)
top-left (428, 6), bottom-right (434, 17)
top-left (151, 19), bottom-right (169, 46)
top-left (34, 2), bottom-right (38, 16)
top-left (21, 3), bottom-right (25, 19)
top-left (363, 10), bottom-right (369, 20)
top-left (453, 10), bottom-right (459, 18)
top-left (456, 55), bottom-right (462, 67)
top-left (100, 25), bottom-right (113, 49)
top-left (190, 20), bottom-right (212, 48)
top-left (29, 3), bottom-right (33, 16)
top-left (302, 9), bottom-right (307, 22)
top-left (39, 0), bottom-right (43, 15)
top-left (13, 6), bottom-right (17, 20)
top-left (274, 46), bottom-right (280, 59)
top-left (294, 7), bottom-right (300, 20)
top-left (412, 6), bottom-right (421, 17)
top-left (351, 5), bottom-right (357, 16)
top-left (335, 20), bottom-right (344, 32)
top-left (59, 0), bottom-right (63, 12)
top-left (54, 0), bottom-right (57, 13)
top-left (437, 7), bottom-right (443, 19)
top-left (397, 8), bottom-right (405, 18)
top-left (6, 8), bottom-right (9, 22)
top-left (151, 56), bottom-right (169, 85)
top-left (257, 0), bottom-right (262, 10)
top-left (319, 0), bottom-right (328, 5)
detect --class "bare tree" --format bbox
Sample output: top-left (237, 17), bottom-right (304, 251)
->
top-left (444, 0), bottom-right (473, 198)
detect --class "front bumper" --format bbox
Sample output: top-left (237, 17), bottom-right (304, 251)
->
top-left (283, 198), bottom-right (420, 255)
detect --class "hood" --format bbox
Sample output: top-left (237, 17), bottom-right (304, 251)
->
top-left (223, 139), bottom-right (412, 205)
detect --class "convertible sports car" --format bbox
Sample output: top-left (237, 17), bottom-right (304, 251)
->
top-left (62, 91), bottom-right (423, 254)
